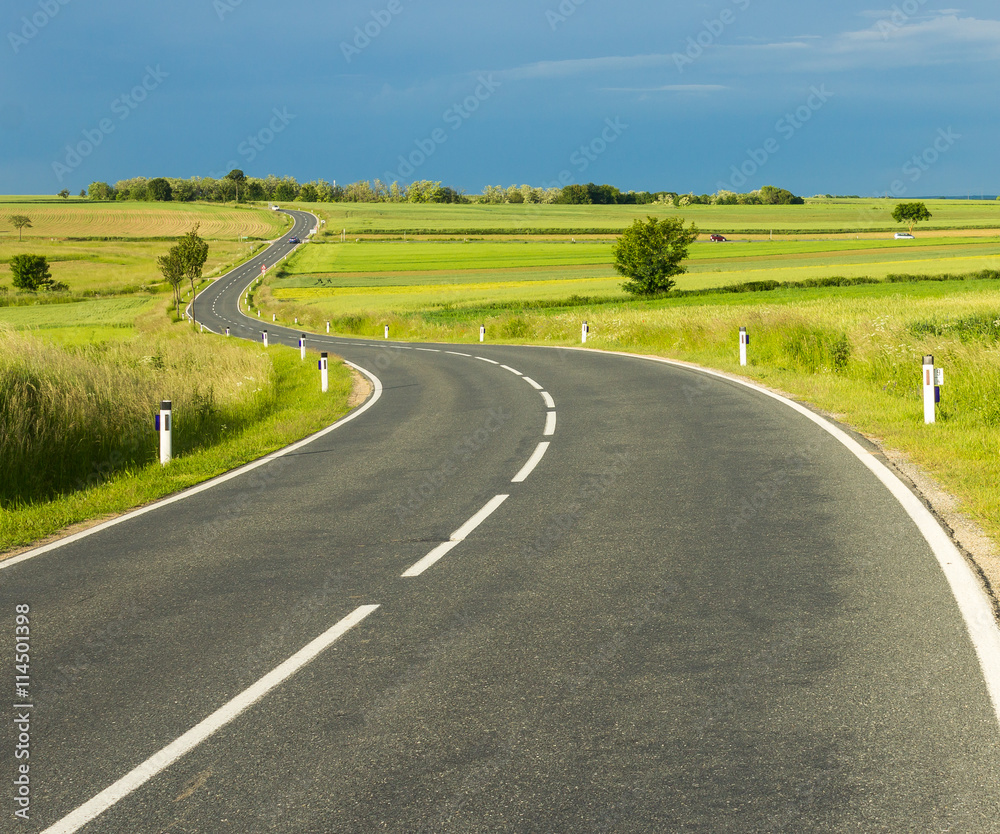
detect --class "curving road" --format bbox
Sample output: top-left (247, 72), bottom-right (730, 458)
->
top-left (3, 210), bottom-right (1000, 832)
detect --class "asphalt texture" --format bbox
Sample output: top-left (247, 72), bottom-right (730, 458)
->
top-left (3, 210), bottom-right (999, 832)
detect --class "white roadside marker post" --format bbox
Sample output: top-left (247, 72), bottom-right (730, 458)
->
top-left (384, 325), bottom-right (389, 340)
top-left (262, 330), bottom-right (269, 348)
top-left (225, 328), bottom-right (230, 337)
top-left (480, 325), bottom-right (485, 343)
top-left (319, 352), bottom-right (329, 393)
top-left (158, 401), bottom-right (172, 466)
top-left (923, 354), bottom-right (943, 424)
top-left (739, 327), bottom-right (749, 367)
top-left (300, 335), bottom-right (306, 361)
top-left (582, 321), bottom-right (589, 343)
top-left (326, 321), bottom-right (331, 334)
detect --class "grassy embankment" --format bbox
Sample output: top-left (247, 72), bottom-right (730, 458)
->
top-left (0, 200), bottom-right (353, 553)
top-left (255, 200), bottom-right (1000, 553)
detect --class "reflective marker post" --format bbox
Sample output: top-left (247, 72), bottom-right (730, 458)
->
top-left (739, 327), bottom-right (749, 367)
top-left (262, 330), bottom-right (268, 348)
top-left (157, 400), bottom-right (172, 466)
top-left (480, 325), bottom-right (485, 343)
top-left (319, 352), bottom-right (329, 393)
top-left (384, 325), bottom-right (389, 340)
top-left (582, 321), bottom-right (589, 344)
top-left (299, 335), bottom-right (306, 361)
top-left (923, 354), bottom-right (940, 424)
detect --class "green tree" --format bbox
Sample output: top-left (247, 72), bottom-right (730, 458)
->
top-left (244, 179), bottom-right (265, 201)
top-left (225, 169), bottom-right (246, 202)
top-left (10, 254), bottom-right (53, 291)
top-left (148, 177), bottom-right (173, 201)
top-left (58, 189), bottom-right (70, 199)
top-left (178, 225), bottom-right (209, 328)
top-left (10, 215), bottom-right (32, 241)
top-left (274, 179), bottom-right (298, 201)
top-left (157, 245), bottom-right (186, 319)
top-left (759, 185), bottom-right (804, 205)
top-left (613, 216), bottom-right (698, 296)
top-left (892, 201), bottom-right (932, 232)
top-left (88, 181), bottom-right (115, 200)
top-left (558, 184), bottom-right (592, 204)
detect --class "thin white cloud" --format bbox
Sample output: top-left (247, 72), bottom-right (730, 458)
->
top-left (600, 85), bottom-right (728, 93)
top-left (502, 54), bottom-right (677, 81)
top-left (827, 14), bottom-right (1000, 66)
top-left (676, 13), bottom-right (1000, 74)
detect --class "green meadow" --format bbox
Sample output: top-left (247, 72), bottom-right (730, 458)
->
top-left (302, 197), bottom-right (1000, 235)
top-left (264, 234), bottom-right (1000, 317)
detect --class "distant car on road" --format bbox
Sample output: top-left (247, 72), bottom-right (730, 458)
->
top-left (710, 234), bottom-right (727, 242)
top-left (288, 237), bottom-right (301, 244)
top-left (894, 232), bottom-right (914, 239)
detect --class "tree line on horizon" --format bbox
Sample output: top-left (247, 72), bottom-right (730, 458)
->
top-left (83, 174), bottom-right (805, 208)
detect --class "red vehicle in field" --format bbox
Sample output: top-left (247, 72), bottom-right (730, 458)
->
top-left (710, 234), bottom-right (727, 242)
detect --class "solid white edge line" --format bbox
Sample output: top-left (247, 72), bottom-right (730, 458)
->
top-left (593, 347), bottom-right (1000, 725)
top-left (541, 391), bottom-right (556, 409)
top-left (522, 376), bottom-right (544, 391)
top-left (2, 362), bottom-right (384, 572)
top-left (402, 495), bottom-right (509, 578)
top-left (512, 442), bottom-right (550, 483)
top-left (41, 604), bottom-right (380, 834)
top-left (544, 411), bottom-right (557, 437)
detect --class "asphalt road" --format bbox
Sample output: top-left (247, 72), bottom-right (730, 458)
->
top-left (3, 210), bottom-right (1000, 832)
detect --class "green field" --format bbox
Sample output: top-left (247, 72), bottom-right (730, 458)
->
top-left (0, 238), bottom-right (269, 297)
top-left (0, 198), bottom-right (289, 241)
top-left (0, 201), bottom-right (287, 298)
top-left (266, 234), bottom-right (1000, 319)
top-left (302, 197), bottom-right (1000, 236)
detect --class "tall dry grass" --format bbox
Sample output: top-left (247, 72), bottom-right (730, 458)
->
top-left (0, 327), bottom-right (276, 505)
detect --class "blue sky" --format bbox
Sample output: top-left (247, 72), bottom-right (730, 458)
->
top-left (2, 1), bottom-right (998, 197)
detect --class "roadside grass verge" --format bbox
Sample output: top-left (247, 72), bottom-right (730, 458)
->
top-left (0, 329), bottom-right (355, 554)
